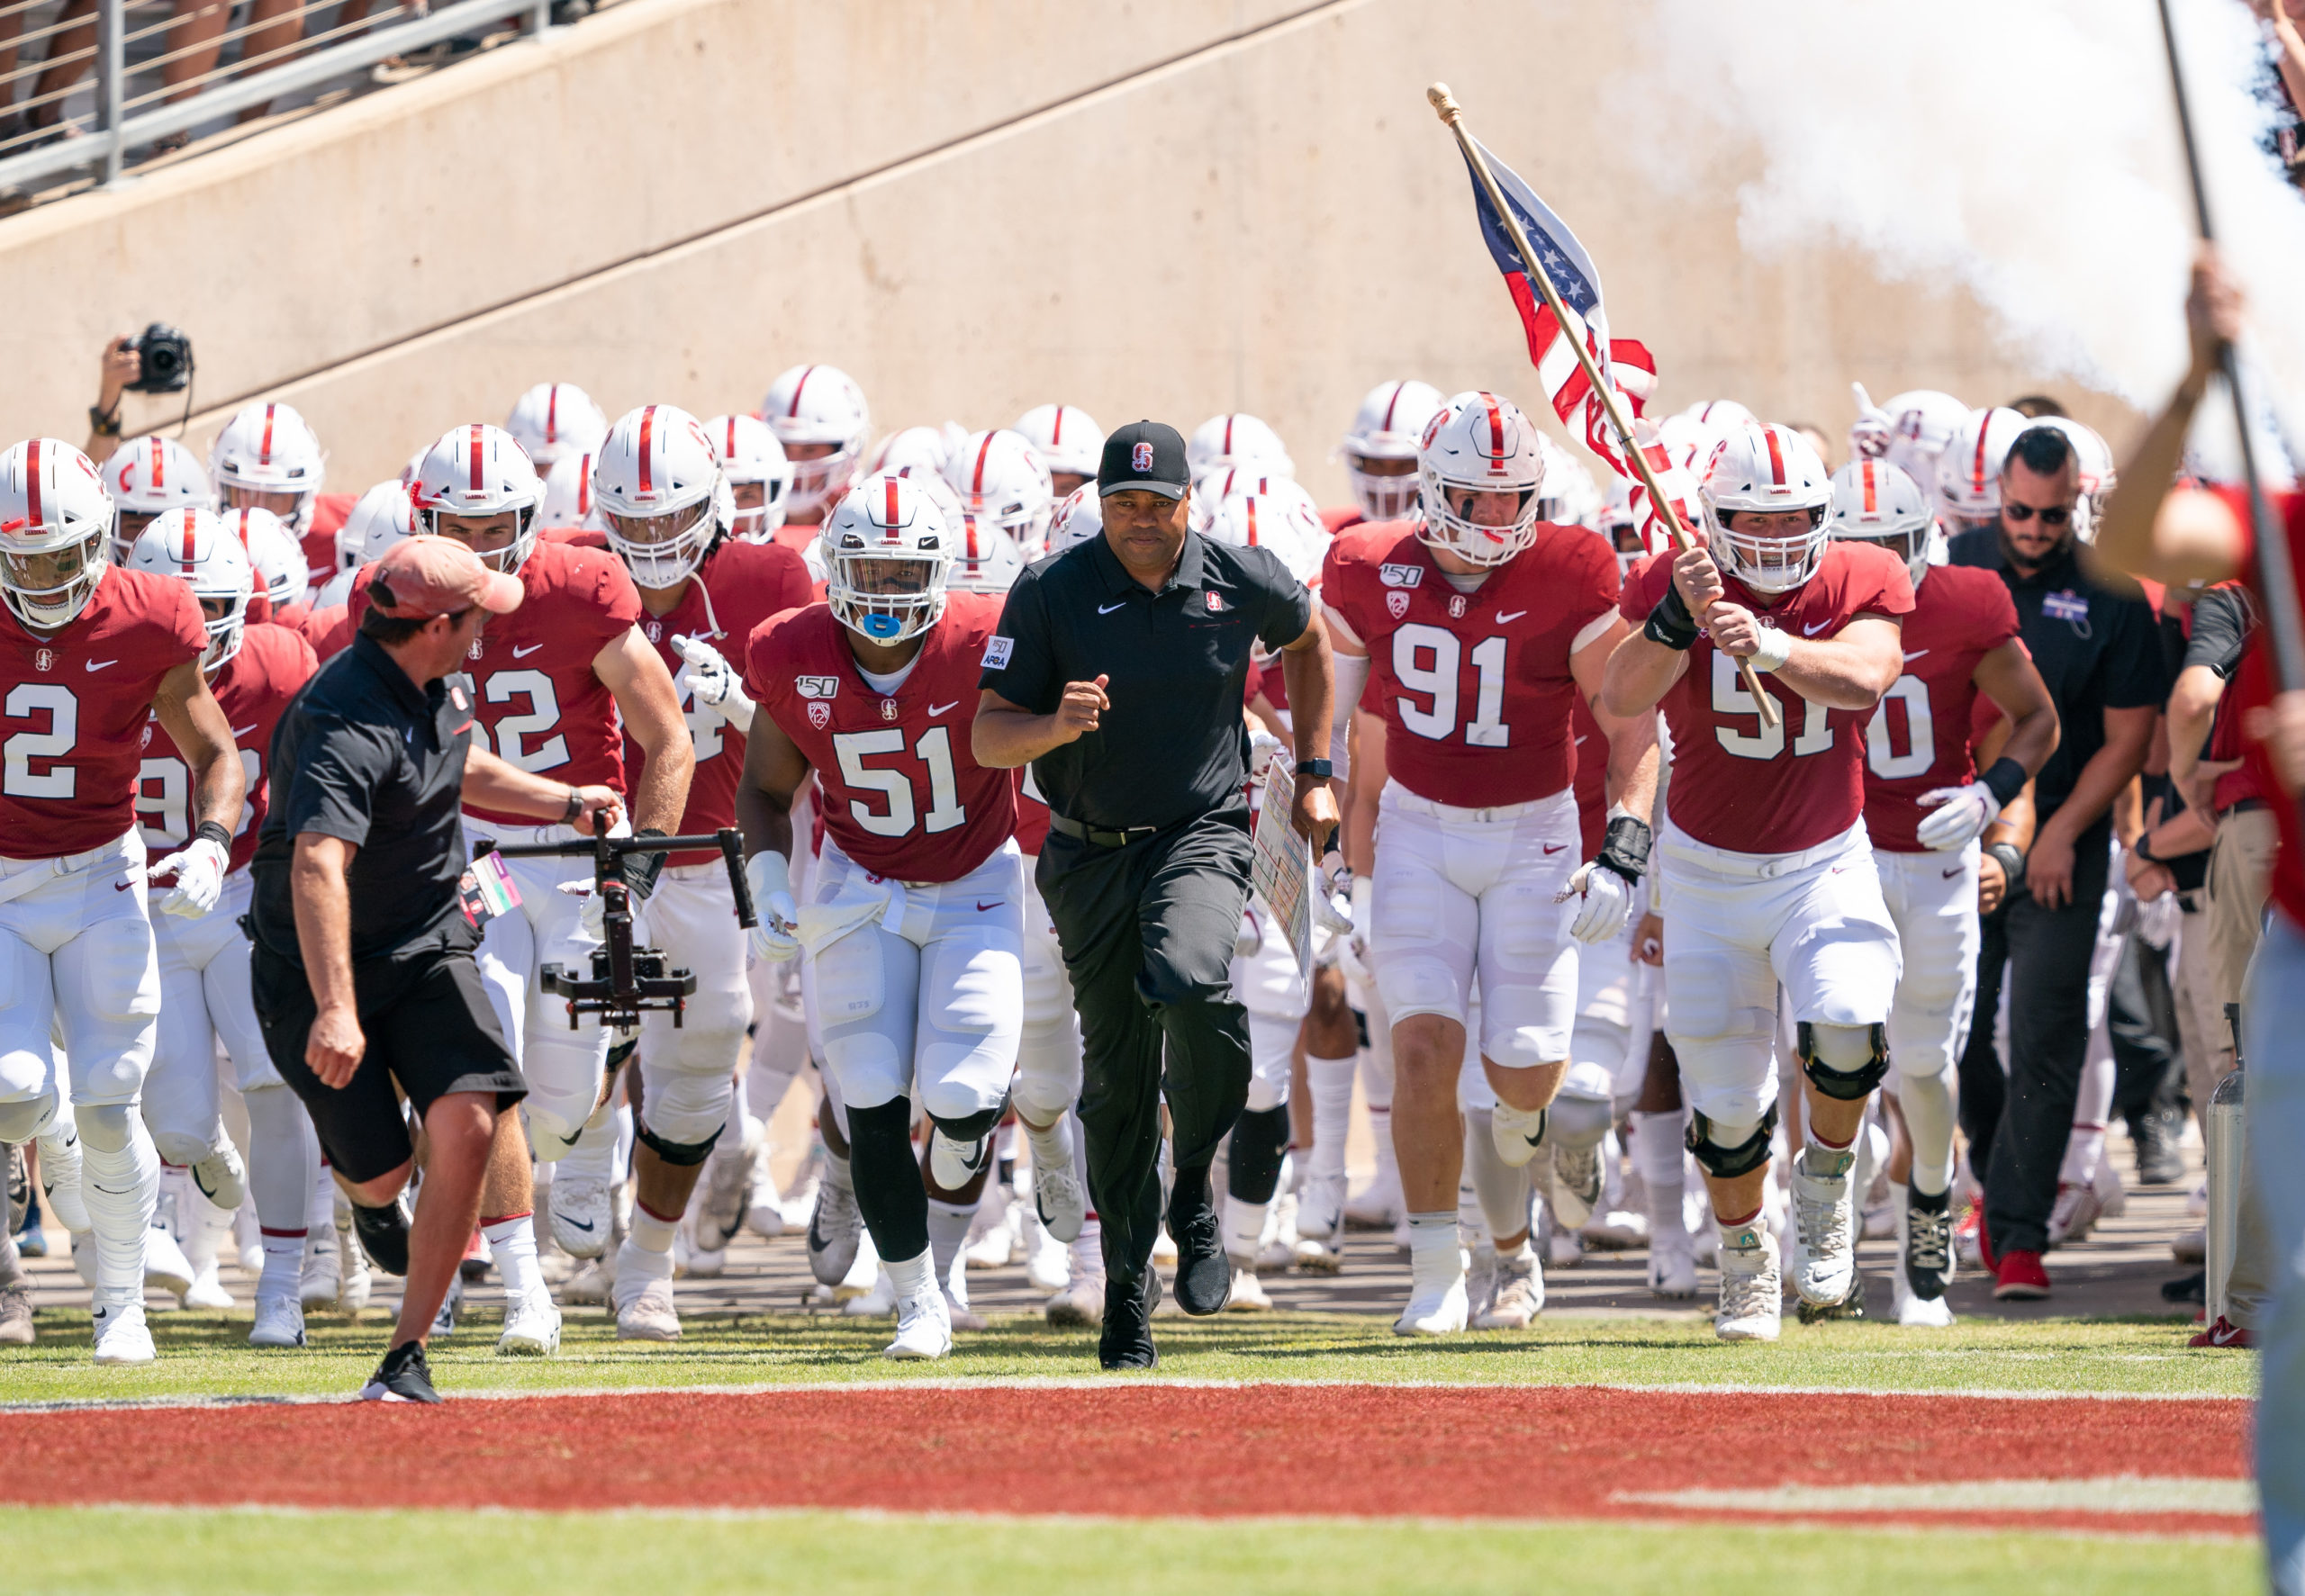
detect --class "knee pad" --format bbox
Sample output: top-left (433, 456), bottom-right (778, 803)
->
top-left (151, 1130), bottom-right (218, 1168)
top-left (929, 1095), bottom-right (1009, 1147)
top-left (0, 1090), bottom-right (57, 1146)
top-left (1799, 1022), bottom-right (1890, 1102)
top-left (1686, 1103), bottom-right (1778, 1180)
top-left (636, 1063), bottom-right (734, 1150)
top-left (74, 1102), bottom-right (136, 1155)
top-left (634, 1115), bottom-right (722, 1168)
top-left (1226, 1103), bottom-right (1291, 1203)
top-left (1546, 1091), bottom-right (1615, 1151)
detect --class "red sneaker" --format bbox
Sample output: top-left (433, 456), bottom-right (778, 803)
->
top-left (1974, 1204), bottom-right (2000, 1276)
top-left (1993, 1249), bottom-right (2050, 1300)
top-left (2189, 1315), bottom-right (2254, 1348)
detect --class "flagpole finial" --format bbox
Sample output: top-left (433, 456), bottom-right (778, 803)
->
top-left (1427, 83), bottom-right (1460, 123)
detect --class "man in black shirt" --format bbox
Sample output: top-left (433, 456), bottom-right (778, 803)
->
top-left (975, 420), bottom-right (1338, 1367)
top-left (1947, 426), bottom-right (2165, 1296)
top-left (249, 538), bottom-right (619, 1402)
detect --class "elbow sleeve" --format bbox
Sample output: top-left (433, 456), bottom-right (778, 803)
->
top-left (1330, 651), bottom-right (1370, 771)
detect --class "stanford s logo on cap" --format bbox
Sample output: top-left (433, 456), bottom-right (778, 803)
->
top-left (1132, 441), bottom-right (1153, 472)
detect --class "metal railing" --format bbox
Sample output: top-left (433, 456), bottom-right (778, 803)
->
top-left (0, 0), bottom-right (570, 197)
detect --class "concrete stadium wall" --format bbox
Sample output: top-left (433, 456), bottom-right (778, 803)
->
top-left (0, 0), bottom-right (2136, 500)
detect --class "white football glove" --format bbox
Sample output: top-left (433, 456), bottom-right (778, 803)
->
top-left (746, 851), bottom-right (801, 963)
top-left (147, 835), bottom-right (230, 919)
top-left (1914, 781), bottom-right (2002, 852)
top-left (1247, 726), bottom-right (1288, 785)
top-left (1559, 861), bottom-right (1635, 945)
top-left (674, 635), bottom-right (755, 735)
top-left (1315, 858), bottom-right (1355, 937)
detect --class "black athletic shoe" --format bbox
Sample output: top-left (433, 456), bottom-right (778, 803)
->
top-left (358, 1340), bottom-right (441, 1404)
top-left (1166, 1177), bottom-right (1230, 1316)
top-left (2161, 1269), bottom-right (2207, 1306)
top-left (2131, 1105), bottom-right (2187, 1186)
top-left (352, 1194), bottom-right (411, 1277)
top-left (1795, 1267), bottom-right (1867, 1324)
top-left (1098, 1268), bottom-right (1161, 1370)
top-left (1903, 1183), bottom-right (1953, 1302)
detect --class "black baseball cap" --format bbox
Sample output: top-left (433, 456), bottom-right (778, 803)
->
top-left (1098, 420), bottom-right (1189, 500)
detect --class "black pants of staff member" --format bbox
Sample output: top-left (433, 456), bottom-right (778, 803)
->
top-left (1985, 828), bottom-right (2113, 1258)
top-left (1037, 810), bottom-right (1255, 1285)
top-left (1957, 906), bottom-right (2010, 1178)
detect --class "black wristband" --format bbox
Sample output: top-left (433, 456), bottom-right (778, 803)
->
top-left (1978, 756), bottom-right (2028, 810)
top-left (1642, 584), bottom-right (1700, 651)
top-left (625, 829), bottom-right (670, 901)
top-left (193, 820), bottom-right (232, 851)
top-left (88, 402), bottom-right (122, 439)
top-left (1987, 841), bottom-right (2026, 895)
top-left (1596, 814), bottom-right (1653, 887)
top-left (2130, 833), bottom-right (2160, 865)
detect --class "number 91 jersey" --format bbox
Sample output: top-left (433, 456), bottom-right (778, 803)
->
top-left (1321, 520), bottom-right (1620, 807)
top-left (744, 590), bottom-right (1017, 883)
top-left (1858, 564), bottom-right (2020, 852)
top-left (1617, 540), bottom-right (1914, 854)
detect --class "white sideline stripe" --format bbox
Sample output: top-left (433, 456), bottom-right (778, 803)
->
top-left (0, 1375), bottom-right (2246, 1416)
top-left (1613, 1476), bottom-right (2257, 1517)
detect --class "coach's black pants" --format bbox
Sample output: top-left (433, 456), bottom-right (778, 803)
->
top-left (1957, 905), bottom-right (2010, 1179)
top-left (1037, 808), bottom-right (1254, 1285)
top-left (1985, 826), bottom-right (2112, 1257)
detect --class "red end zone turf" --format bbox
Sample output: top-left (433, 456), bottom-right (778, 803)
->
top-left (0, 1385), bottom-right (2250, 1534)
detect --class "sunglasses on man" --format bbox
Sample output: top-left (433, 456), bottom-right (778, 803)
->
top-left (2002, 501), bottom-right (2071, 527)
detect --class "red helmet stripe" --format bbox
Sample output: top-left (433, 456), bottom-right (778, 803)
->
top-left (546, 385), bottom-right (561, 444)
top-left (1223, 415), bottom-right (1236, 454)
top-left (1245, 497), bottom-right (1260, 546)
top-left (468, 426), bottom-right (484, 492)
top-left (1764, 426), bottom-right (1786, 487)
top-left (637, 407), bottom-right (656, 494)
top-left (258, 405), bottom-right (276, 465)
top-left (150, 436), bottom-right (165, 489)
top-left (1482, 393), bottom-right (1506, 476)
top-left (725, 417), bottom-right (738, 457)
top-left (180, 518), bottom-right (197, 574)
top-left (1051, 407), bottom-right (1065, 444)
top-left (883, 473), bottom-right (899, 529)
top-left (1861, 460), bottom-right (1878, 513)
top-left (25, 439), bottom-right (43, 527)
top-left (1972, 422), bottom-right (1991, 491)
top-left (788, 365), bottom-right (815, 418)
top-left (1381, 383), bottom-right (1404, 431)
top-left (972, 435), bottom-right (994, 494)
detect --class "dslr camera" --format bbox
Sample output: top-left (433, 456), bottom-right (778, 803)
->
top-left (124, 322), bottom-right (194, 394)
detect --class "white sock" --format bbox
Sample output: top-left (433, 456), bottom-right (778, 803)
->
top-left (927, 1198), bottom-right (974, 1285)
top-left (1021, 1114), bottom-right (1073, 1183)
top-left (483, 1213), bottom-right (544, 1300)
top-left (1894, 1069), bottom-right (1957, 1198)
top-left (77, 1111), bottom-right (159, 1297)
top-left (1224, 1194), bottom-right (1270, 1260)
top-left (822, 1142), bottom-right (854, 1195)
top-left (623, 1202), bottom-right (677, 1282)
top-left (1306, 1051), bottom-right (1356, 1181)
top-left (2059, 1123), bottom-right (2108, 1188)
top-left (307, 1150), bottom-right (336, 1238)
top-left (258, 1230), bottom-right (304, 1300)
top-left (886, 1246), bottom-right (936, 1299)
top-left (1405, 1210), bottom-right (1460, 1286)
top-left (1367, 1103), bottom-right (1398, 1190)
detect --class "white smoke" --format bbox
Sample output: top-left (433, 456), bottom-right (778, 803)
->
top-left (1623, 0), bottom-right (2304, 480)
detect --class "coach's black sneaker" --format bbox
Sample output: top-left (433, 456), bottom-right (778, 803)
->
top-left (1166, 1168), bottom-right (1230, 1316)
top-left (358, 1340), bottom-right (441, 1404)
top-left (2129, 1104), bottom-right (2186, 1187)
top-left (1098, 1267), bottom-right (1160, 1370)
top-left (351, 1193), bottom-right (411, 1277)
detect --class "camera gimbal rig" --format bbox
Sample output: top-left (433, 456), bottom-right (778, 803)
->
top-left (483, 822), bottom-right (757, 1032)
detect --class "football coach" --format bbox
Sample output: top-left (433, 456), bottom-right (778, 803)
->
top-left (974, 419), bottom-right (1338, 1367)
top-left (247, 538), bottom-right (619, 1403)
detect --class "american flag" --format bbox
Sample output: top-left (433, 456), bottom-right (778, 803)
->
top-left (1457, 138), bottom-right (1695, 550)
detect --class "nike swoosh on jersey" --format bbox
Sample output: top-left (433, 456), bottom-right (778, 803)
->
top-left (1098, 601), bottom-right (1127, 615)
top-left (927, 702), bottom-right (959, 717)
top-left (1496, 610), bottom-right (1527, 625)
top-left (1903, 648), bottom-right (1930, 662)
top-left (113, 880), bottom-right (133, 891)
top-left (1803, 619), bottom-right (1833, 636)
top-left (232, 725), bottom-right (258, 738)
top-left (511, 644), bottom-right (545, 658)
top-left (1943, 866), bottom-right (1964, 879)
top-left (85, 659), bottom-right (116, 672)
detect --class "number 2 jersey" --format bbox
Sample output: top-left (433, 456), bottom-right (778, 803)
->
top-left (135, 621), bottom-right (315, 873)
top-left (1322, 519), bottom-right (1620, 807)
top-left (0, 566), bottom-right (207, 860)
top-left (1857, 563), bottom-right (2020, 853)
top-left (1617, 541), bottom-right (1914, 854)
top-left (744, 591), bottom-right (1017, 883)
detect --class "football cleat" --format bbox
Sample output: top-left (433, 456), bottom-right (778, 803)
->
top-left (1714, 1226), bottom-right (1783, 1342)
top-left (1031, 1158), bottom-right (1088, 1245)
top-left (1647, 1226), bottom-right (1701, 1301)
top-left (1788, 1149), bottom-right (1858, 1308)
top-left (927, 1127), bottom-right (992, 1192)
top-left (36, 1124), bottom-right (90, 1234)
top-left (561, 1251), bottom-right (614, 1307)
top-left (943, 1283), bottom-right (987, 1333)
top-left (297, 1230), bottom-right (339, 1308)
top-left (1489, 1102), bottom-right (1549, 1170)
top-left (808, 1174), bottom-right (864, 1287)
top-left (249, 1293), bottom-right (306, 1348)
top-left (145, 1222), bottom-right (197, 1300)
top-left (358, 1340), bottom-right (441, 1404)
top-left (743, 1131), bottom-right (786, 1240)
top-left (1296, 1170), bottom-right (1346, 1242)
top-left (0, 1282), bottom-right (33, 1345)
top-left (1393, 1274), bottom-right (1469, 1337)
top-left (497, 1286), bottom-right (561, 1356)
top-left (694, 1130), bottom-right (755, 1253)
top-left (966, 1202), bottom-right (1021, 1270)
top-left (549, 1174), bottom-right (612, 1260)
top-left (90, 1298), bottom-right (156, 1365)
top-left (1224, 1262), bottom-right (1273, 1312)
top-left (614, 1272), bottom-right (682, 1343)
top-left (430, 1273), bottom-right (463, 1338)
top-left (1046, 1230), bottom-right (1107, 1329)
top-left (1900, 1184), bottom-right (1954, 1303)
top-left (843, 1265), bottom-right (896, 1317)
top-left (1292, 1229), bottom-right (1346, 1274)
top-left (1024, 1210), bottom-right (1071, 1293)
top-left (5, 1141), bottom-right (27, 1234)
top-left (885, 1273), bottom-right (954, 1360)
top-left (189, 1143), bottom-right (246, 1213)
top-left (1548, 1141), bottom-right (1603, 1231)
top-left (1344, 1165), bottom-right (1405, 1231)
top-left (1473, 1246), bottom-right (1544, 1330)
top-left (1892, 1267), bottom-right (1955, 1328)
top-left (2189, 1315), bottom-right (2254, 1348)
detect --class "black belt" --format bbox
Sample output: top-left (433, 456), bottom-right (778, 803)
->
top-left (2218, 798), bottom-right (2268, 818)
top-left (1047, 813), bottom-right (1160, 848)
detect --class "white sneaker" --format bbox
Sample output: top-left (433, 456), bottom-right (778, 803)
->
top-left (965, 1203), bottom-right (1020, 1270)
top-left (146, 1222), bottom-right (196, 1300)
top-left (1546, 1226), bottom-right (1583, 1270)
top-left (1292, 1230), bottom-right (1345, 1273)
top-left (1024, 1211), bottom-right (1071, 1293)
top-left (37, 1125), bottom-right (90, 1233)
top-left (1714, 1226), bottom-right (1783, 1342)
top-left (942, 1284), bottom-right (987, 1332)
top-left (1582, 1207), bottom-right (1650, 1249)
top-left (1030, 1159), bottom-right (1088, 1245)
top-left (549, 1174), bottom-right (613, 1259)
top-left (1394, 1272), bottom-right (1469, 1337)
top-left (1647, 1228), bottom-right (1700, 1301)
top-left (298, 1231), bottom-right (340, 1309)
top-left (1256, 1191), bottom-right (1301, 1272)
top-left (744, 1132), bottom-right (787, 1240)
top-left (1891, 1267), bottom-right (1957, 1327)
top-left (430, 1273), bottom-right (463, 1338)
top-left (0, 1282), bottom-right (32, 1346)
top-left (614, 1262), bottom-right (682, 1342)
top-left (335, 1206), bottom-right (373, 1312)
top-left (249, 1293), bottom-right (306, 1348)
top-left (885, 1272), bottom-right (953, 1361)
top-left (90, 1298), bottom-right (155, 1365)
top-left (497, 1286), bottom-right (561, 1356)
top-left (190, 1143), bottom-right (246, 1213)
top-left (1473, 1246), bottom-right (1544, 1330)
top-left (1789, 1151), bottom-right (1858, 1308)
top-left (181, 1257), bottom-right (235, 1312)
top-left (808, 1176), bottom-right (864, 1287)
top-left (1489, 1102), bottom-right (1550, 1170)
top-left (927, 1127), bottom-right (991, 1191)
top-left (1549, 1141), bottom-right (1602, 1231)
top-left (844, 1265), bottom-right (896, 1316)
top-left (693, 1131), bottom-right (755, 1256)
top-left (1046, 1231), bottom-right (1107, 1328)
top-left (1224, 1260), bottom-right (1273, 1312)
top-left (1296, 1171), bottom-right (1346, 1241)
top-left (1344, 1167), bottom-right (1405, 1231)
top-left (562, 1252), bottom-right (615, 1306)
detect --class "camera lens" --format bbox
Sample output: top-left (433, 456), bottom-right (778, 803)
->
top-left (128, 322), bottom-right (194, 395)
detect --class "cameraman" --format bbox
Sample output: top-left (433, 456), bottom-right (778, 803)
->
top-left (85, 329), bottom-right (193, 467)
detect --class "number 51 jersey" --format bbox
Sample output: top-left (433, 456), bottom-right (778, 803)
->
top-left (744, 591), bottom-right (1017, 883)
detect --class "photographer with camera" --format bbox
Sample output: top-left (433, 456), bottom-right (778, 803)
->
top-left (85, 326), bottom-right (194, 467)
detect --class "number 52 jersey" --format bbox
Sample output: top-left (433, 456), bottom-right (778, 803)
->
top-left (744, 591), bottom-right (1017, 883)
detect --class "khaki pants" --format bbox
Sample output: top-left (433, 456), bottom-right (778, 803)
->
top-left (2207, 806), bottom-right (2276, 1016)
top-left (2172, 903), bottom-right (2229, 1124)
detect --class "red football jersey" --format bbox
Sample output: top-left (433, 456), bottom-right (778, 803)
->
top-left (744, 591), bottom-right (1017, 882)
top-left (1320, 506), bottom-right (1368, 537)
top-left (135, 621), bottom-right (313, 874)
top-left (1858, 564), bottom-right (2020, 852)
top-left (298, 492), bottom-right (356, 590)
top-left (297, 602), bottom-right (354, 662)
top-left (623, 539), bottom-right (813, 866)
top-left (1012, 767), bottom-right (1052, 855)
top-left (1323, 520), bottom-right (1618, 807)
top-left (1619, 540), bottom-right (1914, 853)
top-left (0, 568), bottom-right (207, 860)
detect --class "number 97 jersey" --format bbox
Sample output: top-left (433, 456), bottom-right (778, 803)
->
top-left (744, 591), bottom-right (1017, 883)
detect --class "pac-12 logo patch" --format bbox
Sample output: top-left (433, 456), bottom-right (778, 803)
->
top-left (795, 676), bottom-right (839, 699)
top-left (1132, 441), bottom-right (1153, 472)
top-left (1378, 564), bottom-right (1423, 588)
top-left (981, 636), bottom-right (1015, 670)
top-left (1386, 591), bottom-right (1410, 618)
top-left (807, 701), bottom-right (831, 729)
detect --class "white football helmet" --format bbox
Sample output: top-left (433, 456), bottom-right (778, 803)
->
top-left (0, 438), bottom-right (114, 631)
top-left (866, 426), bottom-right (952, 478)
top-left (2029, 415), bottom-right (2116, 542)
top-left (821, 473), bottom-right (953, 645)
top-left (409, 423), bottom-right (546, 574)
top-left (1188, 413), bottom-right (1294, 488)
top-left (1850, 387), bottom-right (1970, 491)
top-left (1013, 404), bottom-right (1106, 487)
top-left (1416, 391), bottom-right (1547, 567)
top-left (538, 453), bottom-right (601, 531)
top-left (1204, 490), bottom-right (1327, 586)
top-left (334, 482), bottom-right (415, 575)
top-left (210, 401), bottom-right (325, 535)
top-left (1700, 422), bottom-right (1835, 594)
top-left (105, 435), bottom-right (212, 559)
top-left (950, 516), bottom-right (1026, 593)
top-left (947, 429), bottom-right (1054, 556)
top-left (504, 383), bottom-right (609, 470)
top-left (1340, 380), bottom-right (1443, 523)
top-left (1046, 483), bottom-right (1103, 557)
top-left (764, 364), bottom-right (871, 521)
top-left (705, 413), bottom-right (792, 540)
top-left (593, 405), bottom-right (733, 591)
top-left (1937, 407), bottom-right (2033, 535)
top-left (1202, 474), bottom-right (1325, 542)
top-left (399, 445), bottom-right (429, 490)
top-left (127, 508), bottom-right (254, 672)
top-left (1678, 398), bottom-right (1757, 432)
top-left (217, 507), bottom-right (305, 609)
top-left (889, 463), bottom-right (969, 547)
top-left (1830, 458), bottom-right (1935, 588)
top-left (1190, 466), bottom-right (1293, 532)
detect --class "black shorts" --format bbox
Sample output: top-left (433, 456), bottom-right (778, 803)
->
top-left (252, 924), bottom-right (525, 1186)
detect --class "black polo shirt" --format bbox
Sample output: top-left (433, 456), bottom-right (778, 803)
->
top-left (1947, 527), bottom-right (2167, 835)
top-left (981, 528), bottom-right (1312, 831)
top-left (248, 632), bottom-right (479, 963)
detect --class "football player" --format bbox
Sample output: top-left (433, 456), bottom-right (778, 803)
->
top-left (588, 404), bottom-right (811, 1340)
top-left (703, 413), bottom-right (795, 545)
top-left (0, 439), bottom-right (246, 1365)
top-left (1829, 458), bottom-right (2056, 1326)
top-left (104, 436), bottom-right (212, 562)
top-left (1330, 380), bottom-right (1444, 535)
top-left (1322, 392), bottom-right (1659, 1336)
top-left (125, 509), bottom-right (323, 1348)
top-left (505, 382), bottom-right (610, 475)
top-left (1013, 405), bottom-right (1105, 500)
top-left (763, 364), bottom-right (872, 547)
top-left (209, 402), bottom-right (329, 594)
top-left (737, 473), bottom-right (1024, 1360)
top-left (1604, 423), bottom-right (1914, 1342)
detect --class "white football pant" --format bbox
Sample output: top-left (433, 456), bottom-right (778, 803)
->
top-left (1013, 859), bottom-right (1082, 1123)
top-left (633, 862), bottom-right (753, 1151)
top-left (1235, 900), bottom-right (1309, 1114)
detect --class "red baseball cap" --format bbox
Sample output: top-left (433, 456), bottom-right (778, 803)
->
top-left (366, 537), bottom-right (523, 618)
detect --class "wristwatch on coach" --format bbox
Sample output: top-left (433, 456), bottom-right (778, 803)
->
top-left (1294, 760), bottom-right (1334, 780)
